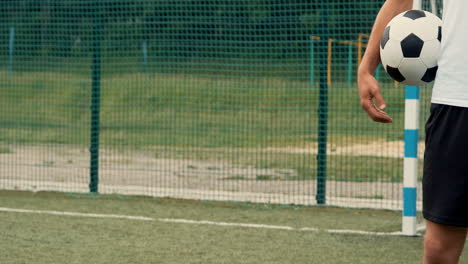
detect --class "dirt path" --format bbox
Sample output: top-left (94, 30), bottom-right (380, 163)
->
top-left (0, 142), bottom-right (424, 210)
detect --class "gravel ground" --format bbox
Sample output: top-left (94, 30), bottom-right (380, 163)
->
top-left (0, 143), bottom-right (424, 210)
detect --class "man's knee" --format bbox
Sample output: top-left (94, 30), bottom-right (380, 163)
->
top-left (423, 221), bottom-right (467, 264)
top-left (424, 236), bottom-right (461, 263)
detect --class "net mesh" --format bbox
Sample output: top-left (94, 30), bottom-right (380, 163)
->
top-left (0, 0), bottom-right (441, 209)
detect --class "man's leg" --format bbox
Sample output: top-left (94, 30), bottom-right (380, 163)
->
top-left (424, 220), bottom-right (467, 264)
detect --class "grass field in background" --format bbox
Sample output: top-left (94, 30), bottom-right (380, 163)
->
top-left (0, 69), bottom-right (432, 182)
top-left (0, 190), bottom-right (449, 264)
top-left (0, 69), bottom-right (429, 146)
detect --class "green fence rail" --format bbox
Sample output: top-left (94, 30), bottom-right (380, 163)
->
top-left (0, 0), bottom-right (442, 209)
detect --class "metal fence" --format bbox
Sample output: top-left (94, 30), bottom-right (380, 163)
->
top-left (0, 0), bottom-right (442, 210)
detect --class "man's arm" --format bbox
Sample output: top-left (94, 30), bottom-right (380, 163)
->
top-left (358, 0), bottom-right (413, 123)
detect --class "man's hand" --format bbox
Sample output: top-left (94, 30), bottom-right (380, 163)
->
top-left (358, 71), bottom-right (393, 123)
top-left (355, 0), bottom-right (412, 123)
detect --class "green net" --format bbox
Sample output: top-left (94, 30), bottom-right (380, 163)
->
top-left (0, 0), bottom-right (442, 210)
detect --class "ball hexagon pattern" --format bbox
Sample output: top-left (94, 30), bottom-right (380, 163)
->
top-left (381, 39), bottom-right (404, 67)
top-left (419, 39), bottom-right (441, 68)
top-left (403, 10), bottom-right (426, 20)
top-left (401, 33), bottom-right (424, 58)
top-left (380, 10), bottom-right (442, 86)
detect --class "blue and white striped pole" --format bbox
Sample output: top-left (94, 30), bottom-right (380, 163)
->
top-left (403, 85), bottom-right (419, 236)
top-left (402, 0), bottom-right (422, 237)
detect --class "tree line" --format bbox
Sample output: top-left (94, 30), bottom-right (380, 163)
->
top-left (0, 0), bottom-right (383, 61)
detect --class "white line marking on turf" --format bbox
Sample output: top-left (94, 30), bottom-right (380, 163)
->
top-left (327, 229), bottom-right (402, 236)
top-left (0, 207), bottom-right (414, 237)
top-left (0, 207), bottom-right (154, 221)
top-left (158, 218), bottom-right (301, 231)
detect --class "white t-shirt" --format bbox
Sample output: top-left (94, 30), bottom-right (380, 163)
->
top-left (432, 0), bottom-right (468, 107)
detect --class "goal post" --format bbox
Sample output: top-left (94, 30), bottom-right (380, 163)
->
top-left (402, 0), bottom-right (422, 236)
top-left (403, 85), bottom-right (419, 236)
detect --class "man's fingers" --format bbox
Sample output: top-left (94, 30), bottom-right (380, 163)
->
top-left (357, 72), bottom-right (391, 123)
top-left (361, 99), bottom-right (393, 123)
top-left (373, 89), bottom-right (386, 111)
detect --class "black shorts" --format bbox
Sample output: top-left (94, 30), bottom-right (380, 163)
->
top-left (423, 103), bottom-right (468, 227)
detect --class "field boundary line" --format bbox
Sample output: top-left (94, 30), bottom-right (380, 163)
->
top-left (0, 207), bottom-right (416, 237)
top-left (0, 207), bottom-right (154, 221)
top-left (0, 180), bottom-right (423, 211)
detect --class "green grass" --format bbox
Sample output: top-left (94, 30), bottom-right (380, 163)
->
top-left (0, 69), bottom-right (431, 147)
top-left (0, 190), bottom-right (451, 264)
top-left (0, 147), bottom-right (13, 154)
top-left (0, 69), bottom-right (431, 182)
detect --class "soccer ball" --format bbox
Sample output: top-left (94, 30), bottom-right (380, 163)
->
top-left (380, 10), bottom-right (442, 86)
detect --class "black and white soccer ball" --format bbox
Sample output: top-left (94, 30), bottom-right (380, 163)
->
top-left (380, 10), bottom-right (442, 86)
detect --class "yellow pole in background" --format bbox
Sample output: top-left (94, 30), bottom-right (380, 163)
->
top-left (312, 35), bottom-right (371, 88)
top-left (357, 34), bottom-right (369, 66)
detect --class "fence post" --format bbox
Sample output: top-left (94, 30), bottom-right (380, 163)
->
top-left (347, 43), bottom-right (353, 86)
top-left (90, 0), bottom-right (102, 193)
top-left (316, 1), bottom-right (329, 205)
top-left (142, 40), bottom-right (148, 73)
top-left (8, 26), bottom-right (14, 73)
top-left (375, 64), bottom-right (381, 83)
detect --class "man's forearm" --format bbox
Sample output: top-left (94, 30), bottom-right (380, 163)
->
top-left (359, 0), bottom-right (413, 75)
